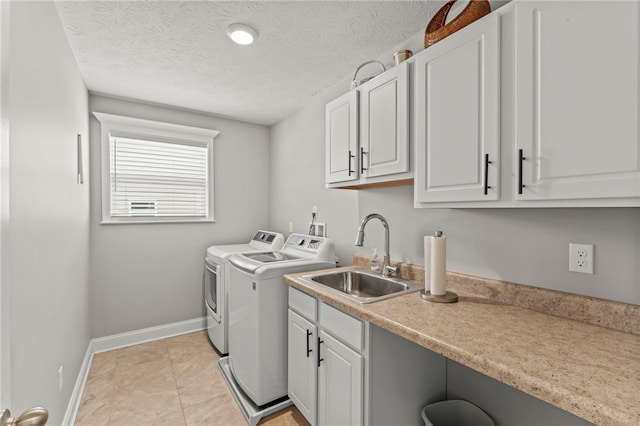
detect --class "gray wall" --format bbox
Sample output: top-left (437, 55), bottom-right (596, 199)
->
top-left (89, 95), bottom-right (271, 338)
top-left (270, 81), bottom-right (360, 267)
top-left (8, 1), bottom-right (90, 423)
top-left (270, 62), bottom-right (640, 306)
top-left (446, 360), bottom-right (592, 425)
top-left (359, 188), bottom-right (639, 304)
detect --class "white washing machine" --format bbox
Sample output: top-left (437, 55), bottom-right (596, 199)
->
top-left (221, 234), bottom-right (335, 424)
top-left (204, 230), bottom-right (285, 354)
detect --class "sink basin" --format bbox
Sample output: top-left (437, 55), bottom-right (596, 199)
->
top-left (299, 269), bottom-right (422, 303)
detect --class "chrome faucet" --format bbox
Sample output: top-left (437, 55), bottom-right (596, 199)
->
top-left (355, 213), bottom-right (397, 277)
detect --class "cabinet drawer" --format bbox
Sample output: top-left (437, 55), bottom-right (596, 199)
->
top-left (319, 302), bottom-right (364, 351)
top-left (289, 287), bottom-right (317, 322)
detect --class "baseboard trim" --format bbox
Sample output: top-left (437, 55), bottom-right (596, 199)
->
top-left (62, 344), bottom-right (93, 426)
top-left (63, 317), bottom-right (206, 425)
top-left (91, 316), bottom-right (206, 353)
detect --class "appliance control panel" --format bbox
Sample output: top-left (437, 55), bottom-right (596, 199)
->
top-left (253, 231), bottom-right (278, 243)
top-left (283, 233), bottom-right (334, 262)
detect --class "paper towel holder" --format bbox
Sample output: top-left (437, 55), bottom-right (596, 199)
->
top-left (421, 229), bottom-right (458, 303)
top-left (421, 290), bottom-right (458, 303)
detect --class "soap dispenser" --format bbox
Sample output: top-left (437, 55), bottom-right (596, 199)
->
top-left (370, 249), bottom-right (381, 272)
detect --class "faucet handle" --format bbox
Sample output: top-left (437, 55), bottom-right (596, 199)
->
top-left (383, 264), bottom-right (398, 277)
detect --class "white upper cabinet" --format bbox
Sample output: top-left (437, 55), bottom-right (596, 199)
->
top-left (415, 0), bottom-right (639, 208)
top-left (415, 13), bottom-right (500, 203)
top-left (326, 91), bottom-right (359, 184)
top-left (514, 0), bottom-right (640, 202)
top-left (325, 61), bottom-right (411, 188)
top-left (359, 61), bottom-right (410, 179)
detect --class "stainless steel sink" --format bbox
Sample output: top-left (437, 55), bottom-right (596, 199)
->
top-left (299, 269), bottom-right (422, 303)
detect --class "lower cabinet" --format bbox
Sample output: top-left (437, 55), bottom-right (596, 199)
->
top-left (317, 330), bottom-right (363, 426)
top-left (288, 287), bottom-right (365, 426)
top-left (288, 309), bottom-right (318, 423)
top-left (288, 286), bottom-right (447, 426)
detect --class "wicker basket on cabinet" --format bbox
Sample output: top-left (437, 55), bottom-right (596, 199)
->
top-left (424, 0), bottom-right (491, 48)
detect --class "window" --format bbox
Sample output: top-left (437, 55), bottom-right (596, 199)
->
top-left (94, 113), bottom-right (218, 223)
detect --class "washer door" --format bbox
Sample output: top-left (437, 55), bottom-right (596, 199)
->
top-left (205, 259), bottom-right (221, 323)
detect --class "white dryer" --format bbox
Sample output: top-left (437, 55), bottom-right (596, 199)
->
top-left (204, 230), bottom-right (285, 354)
top-left (223, 234), bottom-right (335, 422)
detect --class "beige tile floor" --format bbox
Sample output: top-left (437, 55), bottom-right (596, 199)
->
top-left (75, 331), bottom-right (309, 426)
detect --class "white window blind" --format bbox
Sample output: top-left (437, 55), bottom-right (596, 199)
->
top-left (94, 112), bottom-right (218, 224)
top-left (109, 135), bottom-right (208, 218)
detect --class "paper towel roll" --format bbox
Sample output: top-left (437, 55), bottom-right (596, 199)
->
top-left (424, 234), bottom-right (447, 296)
top-left (429, 234), bottom-right (447, 296)
top-left (424, 236), bottom-right (431, 293)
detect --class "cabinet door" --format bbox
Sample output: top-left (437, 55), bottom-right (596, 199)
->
top-left (359, 61), bottom-right (409, 178)
top-left (515, 1), bottom-right (640, 201)
top-left (288, 310), bottom-right (317, 425)
top-left (317, 330), bottom-right (363, 426)
top-left (415, 13), bottom-right (500, 203)
top-left (326, 91), bottom-right (359, 184)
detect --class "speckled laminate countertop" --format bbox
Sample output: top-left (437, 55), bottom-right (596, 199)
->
top-left (284, 265), bottom-right (640, 426)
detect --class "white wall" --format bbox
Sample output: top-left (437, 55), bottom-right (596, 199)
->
top-left (89, 95), bottom-right (271, 338)
top-left (0, 0), bottom-right (11, 411)
top-left (8, 1), bottom-right (90, 423)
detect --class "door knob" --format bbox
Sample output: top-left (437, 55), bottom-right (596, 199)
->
top-left (1, 407), bottom-right (48, 426)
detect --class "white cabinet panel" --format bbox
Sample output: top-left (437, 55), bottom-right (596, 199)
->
top-left (325, 62), bottom-right (411, 188)
top-left (415, 13), bottom-right (500, 203)
top-left (317, 330), bottom-right (363, 426)
top-left (326, 91), bottom-right (358, 184)
top-left (515, 1), bottom-right (640, 201)
top-left (319, 302), bottom-right (363, 351)
top-left (289, 286), bottom-right (317, 322)
top-left (288, 309), bottom-right (317, 425)
top-left (360, 62), bottom-right (410, 178)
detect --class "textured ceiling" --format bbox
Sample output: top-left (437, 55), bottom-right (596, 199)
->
top-left (54, 1), bottom-right (445, 125)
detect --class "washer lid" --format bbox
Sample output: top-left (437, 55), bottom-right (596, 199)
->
top-left (205, 230), bottom-right (285, 262)
top-left (206, 244), bottom-right (255, 262)
top-left (244, 251), bottom-right (301, 263)
top-left (229, 251), bottom-right (302, 274)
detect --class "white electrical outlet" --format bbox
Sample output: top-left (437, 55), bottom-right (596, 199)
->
top-left (289, 222), bottom-right (293, 233)
top-left (312, 205), bottom-right (318, 215)
top-left (58, 366), bottom-right (64, 393)
top-left (308, 222), bottom-right (326, 237)
top-left (569, 243), bottom-right (594, 274)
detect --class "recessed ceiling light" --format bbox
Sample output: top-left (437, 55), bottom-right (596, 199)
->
top-left (227, 23), bottom-right (258, 46)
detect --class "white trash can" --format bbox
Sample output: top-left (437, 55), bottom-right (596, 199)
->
top-left (422, 400), bottom-right (495, 426)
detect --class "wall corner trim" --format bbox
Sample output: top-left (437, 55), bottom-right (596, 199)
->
top-left (63, 317), bottom-right (206, 425)
top-left (61, 344), bottom-right (93, 426)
